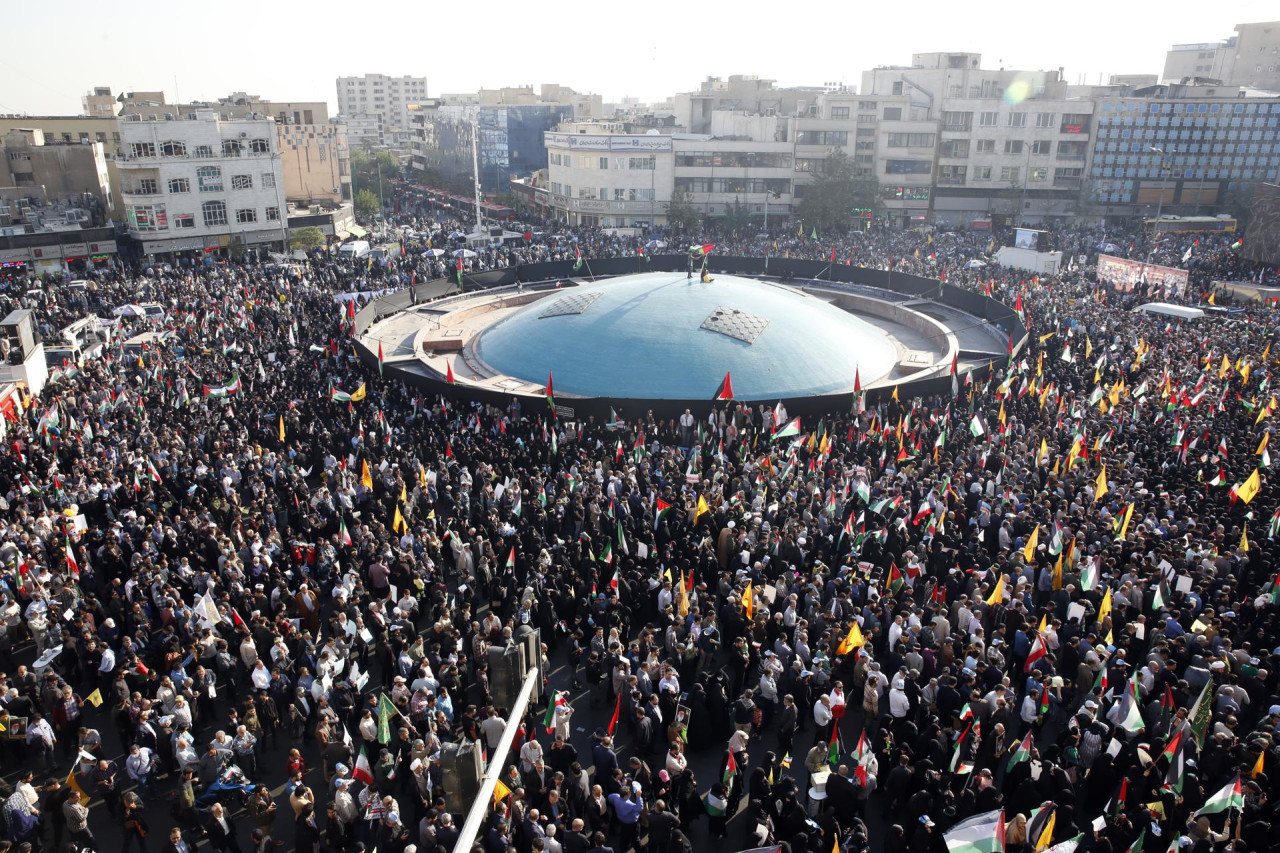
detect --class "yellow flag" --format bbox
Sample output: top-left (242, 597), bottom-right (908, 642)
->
top-left (998, 401), bottom-right (1007, 426)
top-left (1038, 614), bottom-right (1048, 634)
top-left (393, 505), bottom-right (407, 535)
top-left (1094, 465), bottom-right (1108, 503)
top-left (493, 779), bottom-right (512, 805)
top-left (278, 415), bottom-right (286, 443)
top-left (1264, 341), bottom-right (1271, 362)
top-left (1241, 361), bottom-right (1252, 385)
top-left (1236, 468), bottom-right (1262, 504)
top-left (1037, 351), bottom-right (1044, 377)
top-left (892, 385), bottom-right (899, 402)
top-left (420, 463), bottom-right (428, 489)
top-left (1038, 331), bottom-right (1056, 344)
top-left (400, 482), bottom-right (407, 503)
top-left (677, 571), bottom-right (690, 617)
top-left (986, 574), bottom-right (1005, 606)
top-left (1241, 525), bottom-right (1249, 553)
top-left (1023, 525), bottom-right (1040, 563)
top-left (350, 383), bottom-right (367, 402)
top-left (1219, 354), bottom-right (1231, 379)
top-left (66, 770), bottom-right (90, 807)
top-left (1251, 747), bottom-right (1266, 779)
top-left (837, 620), bottom-right (865, 655)
top-left (1085, 336), bottom-right (1093, 359)
top-left (1260, 433), bottom-right (1270, 456)
top-left (1052, 552), bottom-right (1064, 590)
top-left (1117, 502), bottom-right (1135, 539)
top-left (361, 460), bottom-right (374, 490)
top-left (695, 495), bottom-right (710, 521)
top-left (85, 688), bottom-right (103, 708)
top-left (1097, 587), bottom-right (1112, 626)
top-left (1208, 291), bottom-right (1216, 306)
top-left (743, 581), bottom-right (754, 621)
top-left (1034, 811), bottom-right (1056, 853)
top-left (1038, 438), bottom-right (1049, 464)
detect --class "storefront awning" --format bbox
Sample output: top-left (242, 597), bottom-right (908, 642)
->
top-left (347, 224), bottom-right (368, 239)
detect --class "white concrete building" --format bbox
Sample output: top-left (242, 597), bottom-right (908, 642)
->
top-left (543, 125), bottom-right (794, 228)
top-left (336, 74), bottom-right (427, 142)
top-left (116, 110), bottom-right (287, 257)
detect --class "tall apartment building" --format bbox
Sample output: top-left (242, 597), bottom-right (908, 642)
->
top-left (412, 103), bottom-right (572, 193)
top-left (1, 129), bottom-right (113, 216)
top-left (116, 110), bottom-right (287, 258)
top-left (1084, 88), bottom-right (1280, 218)
top-left (859, 53), bottom-right (1095, 227)
top-left (0, 116), bottom-right (124, 215)
top-left (82, 87), bottom-right (117, 118)
top-left (1163, 21), bottom-right (1280, 90)
top-left (336, 74), bottom-right (427, 151)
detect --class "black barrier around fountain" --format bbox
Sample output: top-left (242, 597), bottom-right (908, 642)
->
top-left (351, 256), bottom-right (1026, 421)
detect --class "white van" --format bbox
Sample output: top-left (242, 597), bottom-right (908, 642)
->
top-left (338, 240), bottom-right (371, 261)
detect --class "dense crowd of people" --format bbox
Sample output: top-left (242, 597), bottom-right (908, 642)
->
top-left (0, 196), bottom-right (1277, 853)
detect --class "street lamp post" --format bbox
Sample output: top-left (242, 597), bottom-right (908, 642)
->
top-left (1144, 146), bottom-right (1175, 275)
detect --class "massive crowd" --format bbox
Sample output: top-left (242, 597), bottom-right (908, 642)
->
top-left (0, 197), bottom-right (1277, 853)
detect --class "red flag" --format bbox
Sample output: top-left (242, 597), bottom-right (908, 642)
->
top-left (714, 371), bottom-right (735, 401)
top-left (446, 362), bottom-right (455, 384)
top-left (830, 247), bottom-right (836, 263)
top-left (607, 695), bottom-right (621, 735)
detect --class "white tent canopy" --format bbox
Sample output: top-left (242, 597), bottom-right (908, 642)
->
top-left (1132, 302), bottom-right (1205, 320)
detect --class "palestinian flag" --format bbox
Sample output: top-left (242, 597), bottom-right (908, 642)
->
top-left (330, 386), bottom-right (353, 402)
top-left (654, 498), bottom-right (672, 530)
top-left (826, 726), bottom-right (840, 766)
top-left (969, 413), bottom-right (988, 438)
top-left (1268, 507), bottom-right (1280, 539)
top-left (689, 243), bottom-right (714, 257)
top-left (506, 547), bottom-right (516, 569)
top-left (943, 809), bottom-right (1004, 853)
top-left (202, 375), bottom-right (241, 397)
top-left (377, 341), bottom-right (385, 377)
top-left (950, 722), bottom-right (973, 773)
top-left (723, 748), bottom-right (738, 785)
top-left (1195, 774), bottom-right (1244, 816)
top-left (713, 371), bottom-right (735, 401)
top-left (573, 244), bottom-right (584, 271)
top-left (1007, 731), bottom-right (1033, 772)
top-left (352, 746), bottom-right (374, 784)
top-left (772, 416), bottom-right (802, 441)
top-left (456, 256), bottom-right (464, 286)
top-left (545, 371), bottom-right (555, 411)
top-left (1230, 238), bottom-right (1244, 251)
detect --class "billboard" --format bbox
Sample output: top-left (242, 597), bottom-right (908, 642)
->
top-left (1242, 182), bottom-right (1280, 266)
top-left (1015, 228), bottom-right (1045, 250)
top-left (1096, 254), bottom-right (1189, 295)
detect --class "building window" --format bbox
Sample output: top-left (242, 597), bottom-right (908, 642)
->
top-left (829, 106), bottom-right (850, 120)
top-left (1031, 140), bottom-right (1052, 155)
top-left (235, 208), bottom-right (257, 224)
top-left (1008, 113), bottom-right (1027, 127)
top-left (95, 132), bottom-right (106, 143)
top-left (973, 166), bottom-right (992, 180)
top-left (160, 140), bottom-right (186, 157)
top-left (795, 130), bottom-right (849, 145)
top-left (197, 167), bottom-right (223, 192)
top-left (628, 157), bottom-right (654, 170)
top-left (175, 214), bottom-right (195, 229)
top-left (128, 204), bottom-right (167, 232)
top-left (1030, 166), bottom-right (1049, 181)
top-left (883, 107), bottom-right (902, 120)
top-left (138, 179), bottom-right (158, 194)
top-left (1035, 113), bottom-right (1056, 128)
top-left (976, 139), bottom-right (995, 153)
top-left (222, 140), bottom-right (243, 157)
top-left (980, 112), bottom-right (998, 127)
top-left (261, 173), bottom-right (276, 188)
top-left (888, 133), bottom-right (936, 147)
top-left (231, 174), bottom-right (253, 190)
top-left (1001, 166), bottom-right (1020, 181)
top-left (168, 178), bottom-right (190, 194)
top-left (939, 165), bottom-right (966, 185)
top-left (130, 142), bottom-right (156, 158)
top-left (193, 145), bottom-right (214, 158)
top-left (1004, 140), bottom-right (1024, 154)
top-left (265, 207), bottom-right (280, 221)
top-left (857, 114), bottom-right (877, 124)
top-left (202, 200), bottom-right (227, 226)
top-left (941, 139), bottom-right (969, 158)
top-left (885, 159), bottom-right (931, 175)
top-left (248, 138), bottom-right (270, 154)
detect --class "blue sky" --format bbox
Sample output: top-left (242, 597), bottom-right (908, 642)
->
top-left (0, 1), bottom-right (1272, 115)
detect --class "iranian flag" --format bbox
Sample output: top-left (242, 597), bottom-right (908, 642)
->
top-left (654, 498), bottom-right (672, 530)
top-left (616, 521), bottom-right (627, 556)
top-left (1195, 774), bottom-right (1244, 816)
top-left (64, 540), bottom-right (80, 578)
top-left (1007, 731), bottom-right (1033, 772)
top-left (1024, 634), bottom-right (1047, 672)
top-left (202, 375), bottom-right (241, 397)
top-left (854, 368), bottom-right (865, 414)
top-left (340, 519), bottom-right (353, 547)
top-left (943, 808), bottom-right (1005, 853)
top-left (599, 540), bottom-right (613, 565)
top-left (542, 690), bottom-right (565, 734)
top-left (352, 746), bottom-right (374, 784)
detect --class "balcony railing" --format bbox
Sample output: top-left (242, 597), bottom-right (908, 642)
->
top-left (1053, 177), bottom-right (1083, 189)
top-left (942, 123), bottom-right (972, 133)
top-left (1056, 153), bottom-right (1087, 161)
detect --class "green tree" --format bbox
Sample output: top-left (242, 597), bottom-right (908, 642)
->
top-left (289, 226), bottom-right (326, 252)
top-left (354, 189), bottom-right (381, 219)
top-left (665, 187), bottom-right (700, 232)
top-left (797, 148), bottom-right (880, 230)
top-left (350, 148), bottom-right (400, 192)
top-left (723, 197), bottom-right (753, 233)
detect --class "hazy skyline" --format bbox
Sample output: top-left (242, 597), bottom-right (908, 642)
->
top-left (1, 2), bottom-right (1274, 116)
